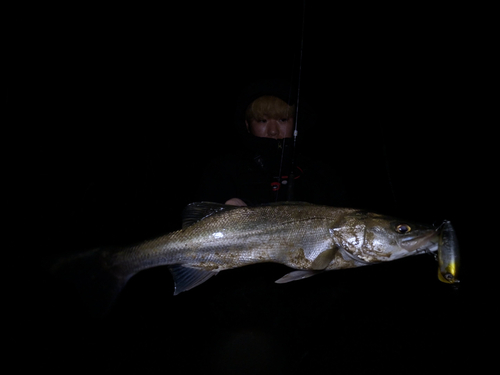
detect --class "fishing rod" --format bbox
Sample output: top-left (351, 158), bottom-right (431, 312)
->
top-left (286, 0), bottom-right (306, 201)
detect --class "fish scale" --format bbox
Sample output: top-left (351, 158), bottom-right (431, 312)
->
top-left (118, 204), bottom-right (351, 273)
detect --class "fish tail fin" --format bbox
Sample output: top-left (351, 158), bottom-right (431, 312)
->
top-left (49, 247), bottom-right (132, 317)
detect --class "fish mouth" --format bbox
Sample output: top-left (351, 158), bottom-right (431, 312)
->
top-left (399, 230), bottom-right (439, 253)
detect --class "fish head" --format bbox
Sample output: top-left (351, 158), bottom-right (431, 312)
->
top-left (331, 211), bottom-right (439, 264)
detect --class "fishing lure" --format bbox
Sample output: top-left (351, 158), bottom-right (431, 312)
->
top-left (437, 220), bottom-right (460, 284)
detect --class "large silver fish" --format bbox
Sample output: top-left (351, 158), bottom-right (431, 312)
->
top-left (51, 202), bottom-right (440, 314)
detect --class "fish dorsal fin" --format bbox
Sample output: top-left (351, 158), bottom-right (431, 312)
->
top-left (169, 265), bottom-right (218, 295)
top-left (181, 202), bottom-right (240, 229)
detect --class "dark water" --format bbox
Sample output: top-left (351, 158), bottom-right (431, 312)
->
top-left (12, 2), bottom-right (486, 373)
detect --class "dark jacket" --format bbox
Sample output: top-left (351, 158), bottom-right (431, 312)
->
top-left (198, 152), bottom-right (350, 207)
top-left (198, 79), bottom-right (350, 206)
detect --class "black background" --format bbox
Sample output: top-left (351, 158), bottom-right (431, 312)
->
top-left (9, 2), bottom-right (489, 374)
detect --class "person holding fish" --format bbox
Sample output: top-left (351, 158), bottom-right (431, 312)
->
top-left (48, 81), bottom-right (460, 318)
top-left (48, 81), bottom-right (459, 314)
top-left (198, 79), bottom-right (350, 207)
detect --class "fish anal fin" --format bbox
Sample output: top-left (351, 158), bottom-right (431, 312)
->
top-left (169, 265), bottom-right (218, 295)
top-left (311, 246), bottom-right (338, 270)
top-left (275, 270), bottom-right (321, 284)
top-left (181, 202), bottom-right (240, 229)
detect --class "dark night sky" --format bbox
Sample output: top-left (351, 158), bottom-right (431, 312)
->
top-left (20, 1), bottom-right (471, 230)
top-left (9, 2), bottom-right (487, 374)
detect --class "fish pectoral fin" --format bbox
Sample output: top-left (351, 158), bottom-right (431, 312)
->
top-left (275, 270), bottom-right (322, 284)
top-left (169, 265), bottom-right (218, 295)
top-left (338, 246), bottom-right (371, 266)
top-left (311, 246), bottom-right (338, 270)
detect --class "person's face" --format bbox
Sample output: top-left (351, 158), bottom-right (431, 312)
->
top-left (245, 116), bottom-right (294, 139)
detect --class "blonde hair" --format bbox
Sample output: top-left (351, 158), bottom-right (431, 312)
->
top-left (245, 95), bottom-right (295, 121)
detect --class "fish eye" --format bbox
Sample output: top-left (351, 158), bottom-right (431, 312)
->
top-left (395, 224), bottom-right (411, 234)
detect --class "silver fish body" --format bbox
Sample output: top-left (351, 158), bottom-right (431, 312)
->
top-left (52, 202), bottom-right (440, 314)
top-left (104, 202), bottom-right (438, 292)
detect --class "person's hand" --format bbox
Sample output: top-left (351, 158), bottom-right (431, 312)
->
top-left (225, 198), bottom-right (247, 206)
